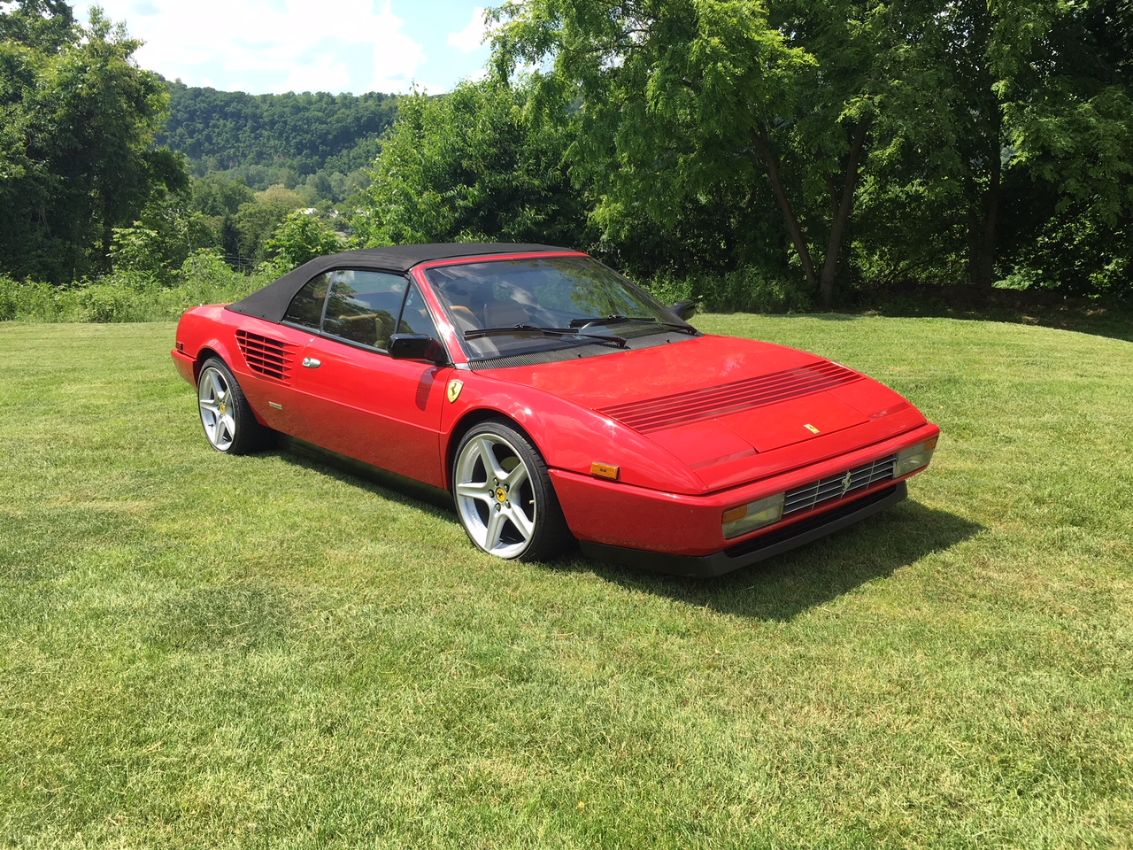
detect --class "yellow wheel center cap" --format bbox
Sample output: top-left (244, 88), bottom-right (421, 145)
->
top-left (219, 402), bottom-right (227, 415)
top-left (495, 487), bottom-right (508, 503)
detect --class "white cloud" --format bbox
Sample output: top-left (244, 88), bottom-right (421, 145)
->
top-left (286, 56), bottom-right (352, 95)
top-left (446, 6), bottom-right (487, 54)
top-left (72, 0), bottom-right (427, 94)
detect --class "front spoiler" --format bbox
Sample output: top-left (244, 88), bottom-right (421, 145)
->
top-left (579, 482), bottom-right (907, 577)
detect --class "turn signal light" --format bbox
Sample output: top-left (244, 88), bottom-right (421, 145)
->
top-left (590, 462), bottom-right (620, 480)
top-left (722, 493), bottom-right (785, 539)
top-left (895, 436), bottom-right (938, 477)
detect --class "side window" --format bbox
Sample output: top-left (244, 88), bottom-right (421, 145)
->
top-left (396, 283), bottom-right (440, 340)
top-left (282, 272), bottom-right (330, 329)
top-left (322, 270), bottom-right (409, 351)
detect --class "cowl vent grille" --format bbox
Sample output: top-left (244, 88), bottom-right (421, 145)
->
top-left (600, 361), bottom-right (861, 434)
top-left (236, 330), bottom-right (294, 381)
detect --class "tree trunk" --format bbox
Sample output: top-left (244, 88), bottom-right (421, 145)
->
top-left (969, 107), bottom-right (1002, 289)
top-left (754, 130), bottom-right (818, 292)
top-left (818, 119), bottom-right (871, 309)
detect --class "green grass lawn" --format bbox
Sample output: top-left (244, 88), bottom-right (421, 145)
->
top-left (1, 316), bottom-right (1131, 849)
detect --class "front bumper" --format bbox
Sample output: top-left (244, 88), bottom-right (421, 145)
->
top-left (579, 482), bottom-right (906, 577)
top-left (551, 422), bottom-right (937, 558)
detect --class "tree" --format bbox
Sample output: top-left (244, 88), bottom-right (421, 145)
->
top-left (0, 0), bottom-right (74, 53)
top-left (232, 185), bottom-right (306, 265)
top-left (110, 185), bottom-right (215, 280)
top-left (490, 0), bottom-right (919, 306)
top-left (157, 82), bottom-right (398, 185)
top-left (0, 5), bottom-right (185, 281)
top-left (353, 82), bottom-right (587, 248)
top-left (852, 0), bottom-right (1133, 290)
top-left (264, 210), bottom-right (344, 268)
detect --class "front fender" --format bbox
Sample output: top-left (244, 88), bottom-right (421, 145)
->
top-left (442, 375), bottom-right (707, 495)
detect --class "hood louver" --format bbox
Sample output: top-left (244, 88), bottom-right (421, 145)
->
top-left (236, 330), bottom-right (294, 381)
top-left (600, 361), bottom-right (861, 434)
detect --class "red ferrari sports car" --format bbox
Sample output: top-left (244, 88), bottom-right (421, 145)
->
top-left (172, 243), bottom-right (939, 576)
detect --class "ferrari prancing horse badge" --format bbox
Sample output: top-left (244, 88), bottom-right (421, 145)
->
top-left (447, 379), bottom-right (464, 403)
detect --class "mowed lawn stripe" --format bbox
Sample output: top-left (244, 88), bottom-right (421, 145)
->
top-left (0, 317), bottom-right (1130, 849)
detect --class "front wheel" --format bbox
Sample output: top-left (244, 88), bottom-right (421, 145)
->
top-left (196, 357), bottom-right (270, 454)
top-left (452, 421), bottom-right (572, 561)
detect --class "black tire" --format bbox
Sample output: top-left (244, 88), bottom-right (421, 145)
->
top-left (452, 419), bottom-right (573, 562)
top-left (196, 357), bottom-right (271, 455)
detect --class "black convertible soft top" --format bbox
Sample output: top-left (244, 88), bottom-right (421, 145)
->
top-left (226, 242), bottom-right (571, 323)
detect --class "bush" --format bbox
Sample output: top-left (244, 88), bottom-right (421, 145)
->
top-left (75, 282), bottom-right (154, 322)
top-left (3, 259), bottom-right (815, 324)
top-left (0, 277), bottom-right (57, 321)
top-left (0, 250), bottom-right (272, 323)
top-left (647, 267), bottom-right (812, 314)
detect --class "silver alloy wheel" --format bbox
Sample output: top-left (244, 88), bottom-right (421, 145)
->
top-left (198, 366), bottom-right (236, 451)
top-left (454, 433), bottom-right (537, 558)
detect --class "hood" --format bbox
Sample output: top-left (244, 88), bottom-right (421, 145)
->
top-left (482, 334), bottom-right (925, 491)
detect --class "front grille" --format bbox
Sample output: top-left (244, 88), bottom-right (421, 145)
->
top-left (782, 454), bottom-right (897, 518)
top-left (236, 330), bottom-right (294, 381)
top-left (600, 360), bottom-right (861, 434)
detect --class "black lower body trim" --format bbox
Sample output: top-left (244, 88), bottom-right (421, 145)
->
top-left (579, 482), bottom-right (908, 577)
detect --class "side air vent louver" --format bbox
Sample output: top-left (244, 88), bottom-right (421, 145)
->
top-left (600, 361), bottom-right (862, 434)
top-left (236, 330), bottom-right (294, 381)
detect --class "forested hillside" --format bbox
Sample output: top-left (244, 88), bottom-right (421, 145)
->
top-left (158, 82), bottom-right (398, 193)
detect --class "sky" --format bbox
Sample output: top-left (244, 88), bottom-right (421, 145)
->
top-left (70, 0), bottom-right (494, 95)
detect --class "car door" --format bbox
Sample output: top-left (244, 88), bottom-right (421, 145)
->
top-left (286, 269), bottom-right (452, 488)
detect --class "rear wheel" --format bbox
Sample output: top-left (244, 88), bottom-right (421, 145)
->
top-left (196, 357), bottom-right (269, 454)
top-left (453, 421), bottom-right (572, 561)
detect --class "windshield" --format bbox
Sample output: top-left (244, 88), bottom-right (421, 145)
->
top-left (425, 255), bottom-right (692, 359)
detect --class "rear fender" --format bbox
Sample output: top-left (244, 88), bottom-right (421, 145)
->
top-left (175, 306), bottom-right (241, 376)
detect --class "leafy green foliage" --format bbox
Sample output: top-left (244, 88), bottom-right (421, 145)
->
top-left (0, 0), bottom-right (74, 53)
top-left (650, 266), bottom-right (815, 313)
top-left (490, 0), bottom-right (913, 305)
top-left (230, 184), bottom-right (307, 266)
top-left (354, 82), bottom-right (587, 248)
top-left (853, 0), bottom-right (1133, 291)
top-left (264, 210), bottom-right (345, 268)
top-left (0, 250), bottom-right (268, 322)
top-left (158, 82), bottom-right (397, 196)
top-left (478, 0), bottom-right (1133, 302)
top-left (0, 5), bottom-right (186, 282)
top-left (3, 0), bottom-right (1133, 307)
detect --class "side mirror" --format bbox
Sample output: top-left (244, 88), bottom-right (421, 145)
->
top-left (670, 300), bottom-right (697, 321)
top-left (389, 333), bottom-right (447, 365)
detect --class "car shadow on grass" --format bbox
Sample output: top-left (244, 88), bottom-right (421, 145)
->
top-left (271, 440), bottom-right (980, 622)
top-left (560, 500), bottom-right (983, 621)
top-left (273, 437), bottom-right (454, 513)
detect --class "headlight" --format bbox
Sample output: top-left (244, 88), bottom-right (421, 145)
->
top-left (895, 436), bottom-right (938, 477)
top-left (722, 493), bottom-right (785, 539)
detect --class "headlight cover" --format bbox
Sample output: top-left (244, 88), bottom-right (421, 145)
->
top-left (722, 493), bottom-right (785, 539)
top-left (895, 436), bottom-right (938, 477)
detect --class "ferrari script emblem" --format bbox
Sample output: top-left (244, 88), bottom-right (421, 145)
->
top-left (839, 470), bottom-right (853, 497)
top-left (804, 423), bottom-right (821, 435)
top-left (447, 379), bottom-right (464, 403)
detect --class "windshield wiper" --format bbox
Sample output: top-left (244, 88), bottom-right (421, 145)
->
top-left (464, 324), bottom-right (628, 349)
top-left (569, 315), bottom-right (698, 335)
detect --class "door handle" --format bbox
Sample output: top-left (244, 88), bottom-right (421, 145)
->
top-left (302, 357), bottom-right (321, 368)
